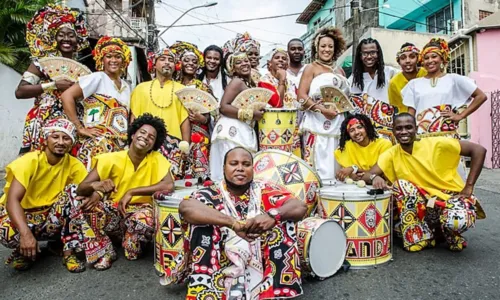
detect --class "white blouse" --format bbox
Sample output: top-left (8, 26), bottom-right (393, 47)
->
top-left (78, 72), bottom-right (131, 107)
top-left (402, 73), bottom-right (477, 115)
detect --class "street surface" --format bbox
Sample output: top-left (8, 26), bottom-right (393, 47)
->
top-left (0, 170), bottom-right (499, 300)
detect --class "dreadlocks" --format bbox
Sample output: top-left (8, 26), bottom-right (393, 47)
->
top-left (197, 45), bottom-right (228, 91)
top-left (352, 38), bottom-right (386, 90)
top-left (338, 113), bottom-right (378, 151)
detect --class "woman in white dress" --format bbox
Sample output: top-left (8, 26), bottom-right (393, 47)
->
top-left (61, 37), bottom-right (132, 169)
top-left (403, 38), bottom-right (487, 126)
top-left (297, 26), bottom-right (348, 181)
top-left (402, 38), bottom-right (487, 179)
top-left (210, 52), bottom-right (265, 181)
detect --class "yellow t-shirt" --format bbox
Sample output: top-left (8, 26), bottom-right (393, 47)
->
top-left (388, 68), bottom-right (427, 113)
top-left (377, 137), bottom-right (464, 200)
top-left (130, 80), bottom-right (189, 140)
top-left (0, 151), bottom-right (87, 209)
top-left (335, 138), bottom-right (392, 170)
top-left (93, 150), bottom-right (172, 204)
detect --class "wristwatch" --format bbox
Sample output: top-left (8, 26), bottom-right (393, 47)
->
top-left (351, 165), bottom-right (359, 174)
top-left (267, 209), bottom-right (282, 224)
top-left (369, 174), bottom-right (380, 181)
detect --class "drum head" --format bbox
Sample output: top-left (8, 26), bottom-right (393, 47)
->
top-left (309, 220), bottom-right (347, 278)
top-left (155, 184), bottom-right (200, 207)
top-left (320, 182), bottom-right (391, 201)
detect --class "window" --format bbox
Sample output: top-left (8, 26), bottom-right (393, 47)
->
top-left (479, 10), bottom-right (493, 20)
top-left (313, 18), bottom-right (322, 26)
top-left (427, 5), bottom-right (452, 34)
top-left (345, 0), bottom-right (352, 20)
top-left (406, 24), bottom-right (416, 31)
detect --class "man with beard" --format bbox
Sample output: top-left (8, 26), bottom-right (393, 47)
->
top-left (130, 49), bottom-right (191, 178)
top-left (362, 113), bottom-right (486, 252)
top-left (198, 45), bottom-right (229, 102)
top-left (388, 43), bottom-right (427, 113)
top-left (58, 114), bottom-right (174, 271)
top-left (0, 119), bottom-right (87, 271)
top-left (286, 38), bottom-right (306, 90)
top-left (179, 147), bottom-right (307, 299)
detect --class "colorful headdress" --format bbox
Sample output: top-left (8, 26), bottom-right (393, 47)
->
top-left (169, 41), bottom-right (204, 68)
top-left (421, 38), bottom-right (450, 64)
top-left (396, 44), bottom-right (420, 62)
top-left (225, 52), bottom-right (248, 76)
top-left (92, 36), bottom-right (132, 71)
top-left (222, 32), bottom-right (260, 58)
top-left (271, 48), bottom-right (288, 60)
top-left (43, 118), bottom-right (76, 143)
top-left (26, 4), bottom-right (89, 58)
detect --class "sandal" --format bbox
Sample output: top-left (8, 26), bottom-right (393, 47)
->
top-left (63, 255), bottom-right (86, 273)
top-left (6, 251), bottom-right (34, 271)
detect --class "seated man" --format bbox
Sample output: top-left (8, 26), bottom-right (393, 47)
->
top-left (59, 113), bottom-right (174, 271)
top-left (363, 113), bottom-right (486, 252)
top-left (179, 147), bottom-right (307, 300)
top-left (0, 119), bottom-right (86, 271)
top-left (335, 113), bottom-right (392, 182)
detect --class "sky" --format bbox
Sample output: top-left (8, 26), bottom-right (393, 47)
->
top-left (155, 0), bottom-right (312, 56)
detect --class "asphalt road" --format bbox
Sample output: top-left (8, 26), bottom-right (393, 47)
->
top-left (1, 171), bottom-right (499, 300)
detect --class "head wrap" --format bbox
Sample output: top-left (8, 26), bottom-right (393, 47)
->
top-left (26, 4), bottom-right (89, 58)
top-left (222, 32), bottom-right (261, 58)
top-left (347, 118), bottom-right (362, 130)
top-left (169, 41), bottom-right (204, 68)
top-left (92, 36), bottom-right (132, 72)
top-left (43, 119), bottom-right (76, 143)
top-left (271, 48), bottom-right (288, 60)
top-left (225, 52), bottom-right (248, 76)
top-left (396, 44), bottom-right (420, 62)
top-left (421, 38), bottom-right (450, 64)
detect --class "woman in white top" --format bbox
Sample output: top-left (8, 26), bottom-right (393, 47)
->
top-left (297, 26), bottom-right (348, 181)
top-left (349, 38), bottom-right (398, 104)
top-left (402, 37), bottom-right (487, 131)
top-left (61, 37), bottom-right (132, 169)
top-left (210, 52), bottom-right (265, 181)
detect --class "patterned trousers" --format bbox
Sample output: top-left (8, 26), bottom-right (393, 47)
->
top-left (0, 204), bottom-right (61, 250)
top-left (53, 184), bottom-right (155, 262)
top-left (392, 179), bottom-right (480, 252)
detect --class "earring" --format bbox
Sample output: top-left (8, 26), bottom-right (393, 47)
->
top-left (440, 63), bottom-right (445, 71)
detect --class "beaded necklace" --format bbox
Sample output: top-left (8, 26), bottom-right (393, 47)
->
top-left (149, 79), bottom-right (174, 109)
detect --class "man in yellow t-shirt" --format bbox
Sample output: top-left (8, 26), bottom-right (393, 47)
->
top-left (388, 43), bottom-right (427, 113)
top-left (130, 48), bottom-right (191, 179)
top-left (335, 114), bottom-right (391, 182)
top-left (59, 114), bottom-right (175, 271)
top-left (363, 113), bottom-right (486, 252)
top-left (0, 119), bottom-right (87, 271)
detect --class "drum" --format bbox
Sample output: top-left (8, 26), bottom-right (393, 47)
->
top-left (258, 108), bottom-right (297, 153)
top-left (320, 182), bottom-right (392, 268)
top-left (297, 217), bottom-right (347, 278)
top-left (153, 185), bottom-right (198, 284)
top-left (253, 149), bottom-right (322, 216)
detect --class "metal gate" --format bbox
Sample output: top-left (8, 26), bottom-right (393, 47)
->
top-left (491, 90), bottom-right (500, 168)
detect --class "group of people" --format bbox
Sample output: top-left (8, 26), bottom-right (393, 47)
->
top-left (0, 3), bottom-right (489, 300)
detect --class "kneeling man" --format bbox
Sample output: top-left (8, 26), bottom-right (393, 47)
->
top-left (179, 147), bottom-right (307, 300)
top-left (0, 119), bottom-right (86, 270)
top-left (60, 113), bottom-right (174, 270)
top-left (363, 113), bottom-right (486, 252)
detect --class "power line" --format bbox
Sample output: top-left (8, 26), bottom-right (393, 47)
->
top-left (94, 0), bottom-right (145, 42)
top-left (160, 1), bottom-right (297, 38)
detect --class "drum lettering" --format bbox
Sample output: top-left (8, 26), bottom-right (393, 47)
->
top-left (361, 241), bottom-right (371, 258)
top-left (346, 240), bottom-right (357, 258)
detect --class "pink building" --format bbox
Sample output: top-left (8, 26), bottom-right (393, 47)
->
top-left (449, 12), bottom-right (500, 168)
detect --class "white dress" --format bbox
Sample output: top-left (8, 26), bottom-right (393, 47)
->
top-left (300, 72), bottom-right (347, 181)
top-left (210, 116), bottom-right (258, 182)
top-left (79, 72), bottom-right (131, 107)
top-left (348, 65), bottom-right (398, 103)
top-left (402, 74), bottom-right (476, 116)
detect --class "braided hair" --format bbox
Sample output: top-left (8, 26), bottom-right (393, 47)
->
top-left (352, 38), bottom-right (386, 90)
top-left (198, 45), bottom-right (228, 91)
top-left (338, 113), bottom-right (378, 151)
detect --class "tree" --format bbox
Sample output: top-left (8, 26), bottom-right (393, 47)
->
top-left (0, 0), bottom-right (55, 73)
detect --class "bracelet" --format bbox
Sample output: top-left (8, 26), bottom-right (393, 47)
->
top-left (41, 82), bottom-right (56, 92)
top-left (278, 81), bottom-right (286, 87)
top-left (96, 191), bottom-right (105, 200)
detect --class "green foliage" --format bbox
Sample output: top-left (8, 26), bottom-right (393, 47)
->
top-left (0, 0), bottom-right (55, 73)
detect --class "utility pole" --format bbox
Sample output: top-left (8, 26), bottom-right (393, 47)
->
top-left (351, 0), bottom-right (361, 60)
